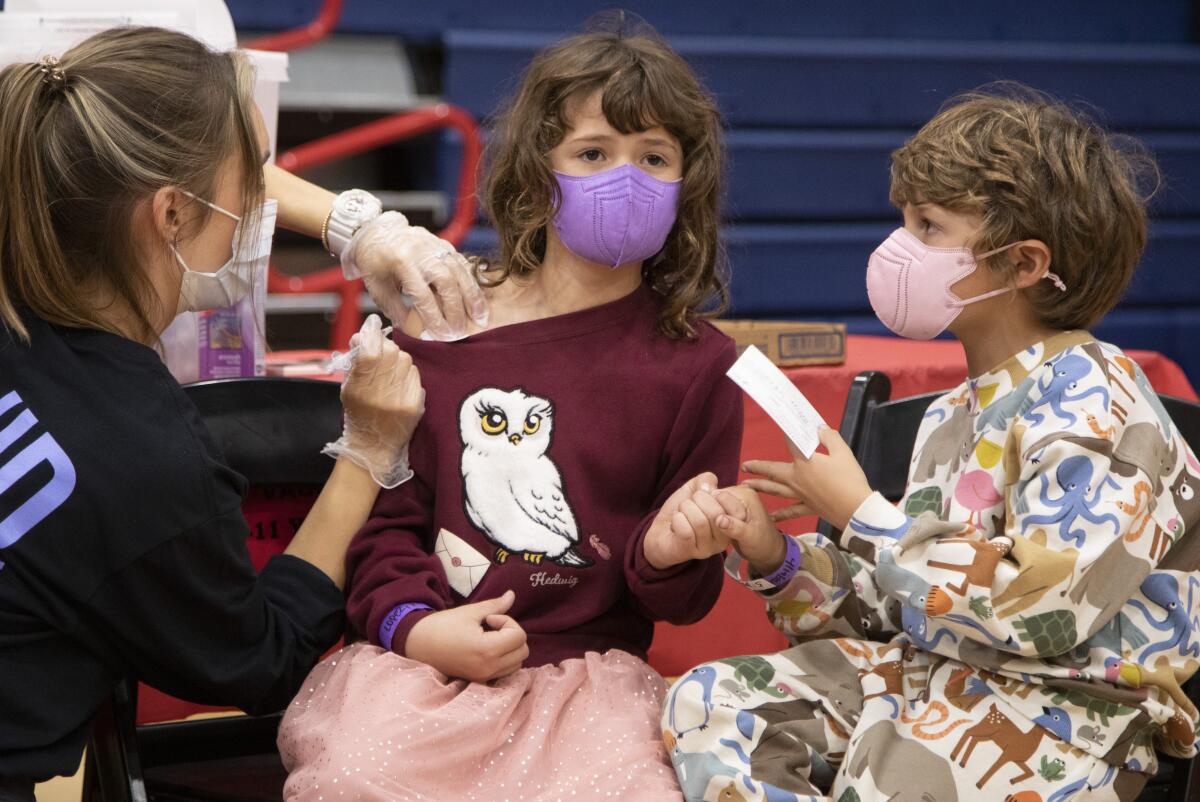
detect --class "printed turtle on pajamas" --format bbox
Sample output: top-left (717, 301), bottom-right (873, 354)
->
top-left (1012, 610), bottom-right (1078, 657)
top-left (1041, 687), bottom-right (1136, 726)
top-left (904, 486), bottom-right (945, 519)
top-left (717, 655), bottom-right (790, 698)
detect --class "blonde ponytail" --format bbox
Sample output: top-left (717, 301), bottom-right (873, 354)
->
top-left (0, 27), bottom-right (263, 342)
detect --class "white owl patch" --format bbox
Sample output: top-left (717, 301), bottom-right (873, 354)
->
top-left (458, 387), bottom-right (592, 569)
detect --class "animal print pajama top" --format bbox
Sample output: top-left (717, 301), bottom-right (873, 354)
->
top-left (731, 331), bottom-right (1200, 771)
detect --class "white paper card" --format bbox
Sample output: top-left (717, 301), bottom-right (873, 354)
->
top-left (726, 345), bottom-right (826, 458)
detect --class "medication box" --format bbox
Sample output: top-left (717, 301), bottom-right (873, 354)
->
top-left (713, 320), bottom-right (846, 367)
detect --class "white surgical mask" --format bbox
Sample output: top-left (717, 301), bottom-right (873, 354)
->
top-left (171, 193), bottom-right (277, 315)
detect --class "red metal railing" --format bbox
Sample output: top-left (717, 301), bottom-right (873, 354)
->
top-left (243, 0), bottom-right (344, 52)
top-left (269, 103), bottom-right (483, 348)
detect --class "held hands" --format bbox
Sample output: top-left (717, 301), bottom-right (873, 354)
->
top-left (642, 473), bottom-right (735, 570)
top-left (345, 212), bottom-right (489, 341)
top-left (662, 483), bottom-right (791, 576)
top-left (706, 486), bottom-right (790, 573)
top-left (742, 426), bottom-right (873, 532)
top-left (324, 314), bottom-right (425, 488)
top-left (405, 590), bottom-right (530, 682)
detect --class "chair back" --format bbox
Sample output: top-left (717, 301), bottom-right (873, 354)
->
top-left (86, 378), bottom-right (345, 801)
top-left (185, 377), bottom-right (343, 485)
top-left (816, 371), bottom-right (940, 539)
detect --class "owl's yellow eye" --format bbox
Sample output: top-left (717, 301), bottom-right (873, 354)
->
top-left (480, 409), bottom-right (507, 435)
top-left (523, 414), bottom-right (542, 436)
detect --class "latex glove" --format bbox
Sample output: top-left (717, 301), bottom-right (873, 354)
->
top-left (322, 314), bottom-right (425, 488)
top-left (342, 211), bottom-right (489, 341)
top-left (405, 591), bottom-right (529, 681)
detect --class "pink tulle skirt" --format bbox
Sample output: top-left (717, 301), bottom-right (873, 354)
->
top-left (278, 643), bottom-right (684, 801)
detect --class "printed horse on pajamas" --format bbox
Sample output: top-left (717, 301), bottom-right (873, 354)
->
top-left (925, 537), bottom-right (1010, 596)
top-left (950, 703), bottom-right (1071, 789)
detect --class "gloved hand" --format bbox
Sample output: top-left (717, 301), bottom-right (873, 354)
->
top-left (322, 314), bottom-right (425, 488)
top-left (341, 211), bottom-right (489, 341)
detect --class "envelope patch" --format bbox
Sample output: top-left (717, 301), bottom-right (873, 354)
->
top-left (434, 528), bottom-right (490, 597)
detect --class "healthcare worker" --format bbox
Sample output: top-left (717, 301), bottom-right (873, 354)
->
top-left (0, 26), bottom-right (471, 798)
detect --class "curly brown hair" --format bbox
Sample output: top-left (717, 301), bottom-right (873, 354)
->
top-left (481, 25), bottom-right (727, 339)
top-left (889, 83), bottom-right (1160, 330)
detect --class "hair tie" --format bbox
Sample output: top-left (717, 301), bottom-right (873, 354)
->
top-left (37, 55), bottom-right (67, 92)
top-left (1045, 271), bottom-right (1068, 292)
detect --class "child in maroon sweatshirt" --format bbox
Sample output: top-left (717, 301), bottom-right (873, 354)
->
top-left (279, 25), bottom-right (743, 802)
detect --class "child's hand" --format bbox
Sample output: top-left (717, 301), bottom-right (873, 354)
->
top-left (707, 486), bottom-right (790, 576)
top-left (742, 427), bottom-right (873, 532)
top-left (642, 472), bottom-right (733, 570)
top-left (405, 590), bottom-right (529, 682)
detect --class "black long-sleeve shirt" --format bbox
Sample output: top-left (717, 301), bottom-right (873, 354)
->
top-left (0, 314), bottom-right (344, 782)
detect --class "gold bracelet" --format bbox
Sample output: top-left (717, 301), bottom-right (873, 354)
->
top-left (320, 206), bottom-right (335, 256)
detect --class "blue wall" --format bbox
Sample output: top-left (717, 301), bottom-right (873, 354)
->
top-left (232, 1), bottom-right (1200, 382)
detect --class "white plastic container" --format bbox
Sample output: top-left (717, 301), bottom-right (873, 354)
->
top-left (159, 47), bottom-right (287, 383)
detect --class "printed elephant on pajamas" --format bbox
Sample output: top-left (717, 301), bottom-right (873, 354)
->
top-left (1067, 539), bottom-right (1153, 632)
top-left (913, 401), bottom-right (974, 483)
top-left (777, 640), bottom-right (865, 727)
top-left (877, 550), bottom-right (953, 617)
top-left (670, 746), bottom-right (739, 802)
top-left (736, 698), bottom-right (836, 794)
top-left (845, 720), bottom-right (958, 802)
top-left (1023, 421), bottom-right (1178, 502)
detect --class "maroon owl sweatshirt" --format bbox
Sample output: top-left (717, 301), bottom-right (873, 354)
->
top-left (345, 284), bottom-right (743, 668)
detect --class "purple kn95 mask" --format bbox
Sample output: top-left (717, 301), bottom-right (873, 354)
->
top-left (551, 163), bottom-right (681, 268)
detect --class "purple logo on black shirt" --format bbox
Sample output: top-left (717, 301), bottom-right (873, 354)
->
top-left (0, 391), bottom-right (76, 560)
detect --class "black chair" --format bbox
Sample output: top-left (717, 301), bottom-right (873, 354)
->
top-left (819, 370), bottom-right (1198, 802)
top-left (84, 377), bottom-right (344, 802)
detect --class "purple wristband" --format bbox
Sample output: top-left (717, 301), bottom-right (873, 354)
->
top-left (379, 603), bottom-right (433, 650)
top-left (762, 535), bottom-right (802, 588)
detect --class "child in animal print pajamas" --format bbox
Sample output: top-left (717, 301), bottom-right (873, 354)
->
top-left (663, 88), bottom-right (1200, 802)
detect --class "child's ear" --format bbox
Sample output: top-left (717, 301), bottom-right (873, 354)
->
top-left (1009, 240), bottom-right (1053, 290)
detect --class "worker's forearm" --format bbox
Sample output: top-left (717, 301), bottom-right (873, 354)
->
top-left (265, 163), bottom-right (337, 241)
top-left (285, 458), bottom-right (379, 589)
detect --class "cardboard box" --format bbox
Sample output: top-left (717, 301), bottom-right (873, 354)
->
top-left (713, 320), bottom-right (846, 367)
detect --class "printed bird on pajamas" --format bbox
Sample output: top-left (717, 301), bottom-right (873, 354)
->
top-left (668, 666), bottom-right (718, 737)
top-left (459, 387), bottom-right (592, 567)
top-left (1103, 657), bottom-right (1143, 686)
top-left (954, 470), bottom-right (1004, 529)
